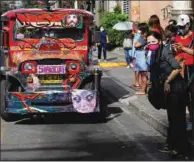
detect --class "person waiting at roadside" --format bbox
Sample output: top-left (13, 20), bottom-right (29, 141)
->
top-left (97, 26), bottom-right (109, 63)
top-left (158, 39), bottom-right (190, 160)
top-left (134, 23), bottom-right (149, 95)
top-left (173, 14), bottom-right (194, 129)
top-left (164, 24), bottom-right (178, 50)
top-left (131, 21), bottom-right (141, 87)
top-left (148, 15), bottom-right (164, 39)
top-left (123, 30), bottom-right (133, 68)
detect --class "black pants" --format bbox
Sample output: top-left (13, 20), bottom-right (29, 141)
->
top-left (166, 81), bottom-right (190, 155)
top-left (185, 65), bottom-right (194, 121)
top-left (98, 43), bottom-right (107, 60)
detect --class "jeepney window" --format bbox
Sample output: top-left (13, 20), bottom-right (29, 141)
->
top-left (3, 21), bottom-right (9, 26)
top-left (14, 27), bottom-right (84, 41)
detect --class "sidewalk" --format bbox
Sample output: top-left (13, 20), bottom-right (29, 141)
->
top-left (93, 48), bottom-right (193, 140)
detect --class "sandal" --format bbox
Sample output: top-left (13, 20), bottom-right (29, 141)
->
top-left (132, 84), bottom-right (141, 88)
top-left (135, 91), bottom-right (146, 95)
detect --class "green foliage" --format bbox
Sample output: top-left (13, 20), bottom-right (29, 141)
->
top-left (113, 3), bottom-right (121, 14)
top-left (100, 10), bottom-right (128, 46)
top-left (22, 0), bottom-right (41, 8)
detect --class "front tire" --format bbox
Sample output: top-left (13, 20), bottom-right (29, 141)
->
top-left (82, 82), bottom-right (107, 123)
top-left (0, 79), bottom-right (19, 122)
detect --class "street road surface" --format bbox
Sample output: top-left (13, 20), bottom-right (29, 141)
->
top-left (1, 71), bottom-right (171, 161)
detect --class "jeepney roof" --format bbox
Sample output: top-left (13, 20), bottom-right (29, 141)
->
top-left (2, 8), bottom-right (94, 19)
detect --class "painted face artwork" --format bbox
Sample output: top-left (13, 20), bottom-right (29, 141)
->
top-left (71, 90), bottom-right (97, 113)
top-left (66, 14), bottom-right (79, 27)
top-left (147, 35), bottom-right (160, 51)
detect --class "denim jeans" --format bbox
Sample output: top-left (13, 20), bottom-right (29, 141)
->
top-left (124, 48), bottom-right (131, 65)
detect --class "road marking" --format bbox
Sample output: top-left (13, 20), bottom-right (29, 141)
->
top-left (99, 62), bottom-right (127, 68)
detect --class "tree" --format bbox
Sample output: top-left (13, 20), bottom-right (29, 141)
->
top-left (1, 0), bottom-right (17, 13)
top-left (100, 5), bottom-right (128, 46)
top-left (22, 0), bottom-right (41, 8)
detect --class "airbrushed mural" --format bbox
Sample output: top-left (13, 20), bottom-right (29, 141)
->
top-left (15, 12), bottom-right (83, 28)
top-left (6, 90), bottom-right (98, 114)
top-left (5, 51), bottom-right (100, 114)
top-left (1, 8), bottom-right (101, 120)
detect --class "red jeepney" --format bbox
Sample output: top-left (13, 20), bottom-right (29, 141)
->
top-left (0, 7), bottom-right (105, 122)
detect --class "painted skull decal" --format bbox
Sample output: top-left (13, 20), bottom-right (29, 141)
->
top-left (71, 90), bottom-right (97, 113)
top-left (65, 14), bottom-right (79, 27)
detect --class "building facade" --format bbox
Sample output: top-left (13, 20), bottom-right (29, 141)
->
top-left (130, 1), bottom-right (173, 28)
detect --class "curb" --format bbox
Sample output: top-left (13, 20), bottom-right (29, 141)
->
top-left (103, 71), bottom-right (168, 137)
top-left (99, 62), bottom-right (127, 68)
top-left (104, 87), bottom-right (168, 136)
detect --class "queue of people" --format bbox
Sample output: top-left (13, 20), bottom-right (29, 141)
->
top-left (122, 14), bottom-right (193, 159)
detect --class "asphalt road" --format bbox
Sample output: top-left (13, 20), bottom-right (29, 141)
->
top-left (1, 72), bottom-right (171, 161)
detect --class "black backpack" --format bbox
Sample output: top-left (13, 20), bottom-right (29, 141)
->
top-left (148, 45), bottom-right (167, 110)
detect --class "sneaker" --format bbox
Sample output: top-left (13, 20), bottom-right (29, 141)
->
top-left (98, 59), bottom-right (101, 63)
top-left (169, 150), bottom-right (189, 160)
top-left (126, 65), bottom-right (130, 68)
top-left (186, 122), bottom-right (192, 131)
top-left (159, 144), bottom-right (170, 153)
top-left (104, 60), bottom-right (107, 62)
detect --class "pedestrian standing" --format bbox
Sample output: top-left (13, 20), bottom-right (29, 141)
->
top-left (123, 30), bottom-right (133, 68)
top-left (97, 27), bottom-right (109, 63)
top-left (148, 15), bottom-right (164, 39)
top-left (156, 41), bottom-right (190, 160)
top-left (131, 21), bottom-right (141, 87)
top-left (173, 14), bottom-right (194, 129)
top-left (134, 23), bottom-right (149, 95)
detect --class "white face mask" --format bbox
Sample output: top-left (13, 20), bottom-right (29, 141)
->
top-left (100, 27), bottom-right (104, 32)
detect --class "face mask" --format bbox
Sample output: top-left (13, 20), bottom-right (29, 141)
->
top-left (100, 27), bottom-right (104, 32)
top-left (148, 44), bottom-right (159, 51)
top-left (177, 28), bottom-right (188, 36)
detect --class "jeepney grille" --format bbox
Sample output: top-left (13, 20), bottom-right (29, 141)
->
top-left (36, 59), bottom-right (66, 85)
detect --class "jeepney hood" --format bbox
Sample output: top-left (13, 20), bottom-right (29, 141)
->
top-left (12, 50), bottom-right (84, 65)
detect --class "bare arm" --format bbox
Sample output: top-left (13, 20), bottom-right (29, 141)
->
top-left (181, 46), bottom-right (193, 55)
top-left (166, 69), bottom-right (182, 83)
top-left (135, 41), bottom-right (142, 48)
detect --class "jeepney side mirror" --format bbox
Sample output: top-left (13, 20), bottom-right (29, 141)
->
top-left (2, 30), bottom-right (9, 48)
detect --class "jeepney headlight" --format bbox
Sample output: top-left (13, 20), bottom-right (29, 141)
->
top-left (21, 61), bottom-right (37, 74)
top-left (70, 63), bottom-right (78, 70)
top-left (24, 63), bottom-right (34, 70)
top-left (66, 61), bottom-right (81, 75)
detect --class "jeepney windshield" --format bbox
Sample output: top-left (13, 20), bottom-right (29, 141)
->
top-left (14, 27), bottom-right (84, 41)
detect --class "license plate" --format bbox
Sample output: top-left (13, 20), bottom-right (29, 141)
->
top-left (37, 65), bottom-right (66, 74)
top-left (39, 75), bottom-right (63, 84)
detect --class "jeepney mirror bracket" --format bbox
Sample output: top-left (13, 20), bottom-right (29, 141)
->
top-left (2, 30), bottom-right (9, 48)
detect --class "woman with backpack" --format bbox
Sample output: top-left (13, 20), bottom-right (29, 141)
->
top-left (123, 30), bottom-right (133, 68)
top-left (147, 31), bottom-right (190, 159)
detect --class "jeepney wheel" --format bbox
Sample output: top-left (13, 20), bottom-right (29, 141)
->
top-left (0, 79), bottom-right (18, 122)
top-left (82, 82), bottom-right (107, 123)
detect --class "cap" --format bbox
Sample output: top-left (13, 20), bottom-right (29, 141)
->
top-left (177, 14), bottom-right (190, 26)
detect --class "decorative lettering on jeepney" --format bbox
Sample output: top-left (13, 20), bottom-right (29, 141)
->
top-left (10, 46), bottom-right (87, 51)
top-left (16, 12), bottom-right (83, 28)
top-left (11, 51), bottom-right (84, 65)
